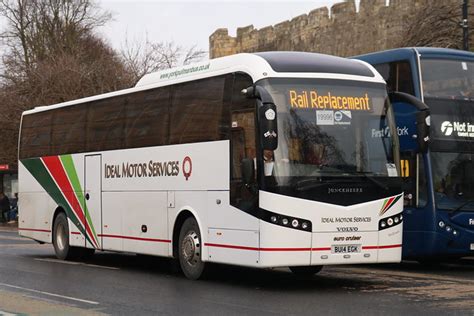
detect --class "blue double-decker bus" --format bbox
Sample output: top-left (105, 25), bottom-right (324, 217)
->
top-left (355, 48), bottom-right (474, 261)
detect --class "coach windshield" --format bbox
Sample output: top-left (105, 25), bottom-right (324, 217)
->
top-left (257, 78), bottom-right (400, 204)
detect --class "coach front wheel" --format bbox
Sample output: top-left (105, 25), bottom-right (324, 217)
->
top-left (178, 217), bottom-right (207, 280)
top-left (289, 265), bottom-right (323, 276)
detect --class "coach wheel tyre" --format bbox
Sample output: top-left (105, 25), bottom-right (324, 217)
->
top-left (178, 217), bottom-right (206, 280)
top-left (290, 265), bottom-right (323, 276)
top-left (53, 213), bottom-right (79, 260)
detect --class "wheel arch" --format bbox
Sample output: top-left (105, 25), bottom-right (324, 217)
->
top-left (172, 207), bottom-right (204, 259)
top-left (51, 206), bottom-right (67, 232)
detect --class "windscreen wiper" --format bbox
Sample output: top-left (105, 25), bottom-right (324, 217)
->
top-left (361, 173), bottom-right (389, 191)
top-left (295, 178), bottom-right (326, 191)
top-left (295, 177), bottom-right (353, 192)
top-left (449, 199), bottom-right (474, 215)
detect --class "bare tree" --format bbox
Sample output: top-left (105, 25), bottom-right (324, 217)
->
top-left (183, 44), bottom-right (208, 65)
top-left (121, 37), bottom-right (207, 83)
top-left (0, 0), bottom-right (111, 72)
top-left (397, 1), bottom-right (474, 49)
top-left (0, 0), bottom-right (133, 167)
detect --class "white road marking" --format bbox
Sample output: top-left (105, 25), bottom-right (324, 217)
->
top-left (0, 235), bottom-right (34, 241)
top-left (34, 258), bottom-right (120, 270)
top-left (34, 258), bottom-right (80, 265)
top-left (0, 282), bottom-right (99, 305)
top-left (0, 244), bottom-right (42, 248)
top-left (81, 263), bottom-right (120, 270)
top-left (0, 229), bottom-right (19, 233)
top-left (0, 310), bottom-right (18, 316)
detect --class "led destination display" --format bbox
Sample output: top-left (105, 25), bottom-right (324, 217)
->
top-left (288, 89), bottom-right (372, 111)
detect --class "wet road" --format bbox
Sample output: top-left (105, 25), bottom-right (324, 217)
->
top-left (0, 227), bottom-right (473, 315)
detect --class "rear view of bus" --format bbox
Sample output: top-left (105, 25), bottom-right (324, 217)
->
top-left (18, 52), bottom-right (404, 279)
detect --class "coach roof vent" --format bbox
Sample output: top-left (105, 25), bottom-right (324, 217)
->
top-left (254, 51), bottom-right (375, 77)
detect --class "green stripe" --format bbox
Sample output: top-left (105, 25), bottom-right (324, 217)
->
top-left (60, 155), bottom-right (99, 246)
top-left (21, 158), bottom-right (94, 247)
top-left (392, 195), bottom-right (402, 207)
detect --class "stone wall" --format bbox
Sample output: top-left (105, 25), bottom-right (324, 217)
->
top-left (209, 0), bottom-right (468, 58)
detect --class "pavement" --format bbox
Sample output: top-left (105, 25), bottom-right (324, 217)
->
top-left (0, 222), bottom-right (18, 231)
top-left (0, 226), bottom-right (473, 315)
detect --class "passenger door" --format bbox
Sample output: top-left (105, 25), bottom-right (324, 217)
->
top-left (84, 155), bottom-right (102, 249)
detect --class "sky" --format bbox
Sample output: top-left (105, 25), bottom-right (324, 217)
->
top-left (98, 0), bottom-right (364, 57)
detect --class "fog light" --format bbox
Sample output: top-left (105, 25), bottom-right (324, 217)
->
top-left (291, 219), bottom-right (299, 228)
top-left (453, 230), bottom-right (458, 236)
top-left (302, 222), bottom-right (309, 230)
top-left (439, 221), bottom-right (445, 228)
top-left (381, 221), bottom-right (386, 228)
top-left (282, 218), bottom-right (289, 225)
top-left (446, 225), bottom-right (452, 232)
top-left (270, 216), bottom-right (277, 223)
top-left (387, 218), bottom-right (394, 226)
top-left (394, 216), bottom-right (400, 224)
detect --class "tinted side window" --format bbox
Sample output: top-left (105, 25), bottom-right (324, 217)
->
top-left (229, 73), bottom-right (257, 211)
top-left (125, 87), bottom-right (170, 148)
top-left (374, 61), bottom-right (415, 96)
top-left (169, 76), bottom-right (226, 144)
top-left (87, 97), bottom-right (126, 152)
top-left (51, 105), bottom-right (87, 155)
top-left (417, 154), bottom-right (428, 208)
top-left (230, 73), bottom-right (256, 180)
top-left (20, 111), bottom-right (52, 159)
top-left (397, 62), bottom-right (415, 95)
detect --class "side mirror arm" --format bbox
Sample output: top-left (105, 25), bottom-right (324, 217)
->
top-left (243, 85), bottom-right (278, 151)
top-left (242, 85), bottom-right (274, 105)
top-left (389, 92), bottom-right (431, 153)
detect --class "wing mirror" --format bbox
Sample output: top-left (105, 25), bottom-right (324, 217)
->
top-left (242, 85), bottom-right (278, 151)
top-left (389, 92), bottom-right (430, 153)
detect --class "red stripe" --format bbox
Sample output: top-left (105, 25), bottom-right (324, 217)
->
top-left (42, 156), bottom-right (98, 248)
top-left (71, 232), bottom-right (81, 235)
top-left (362, 244), bottom-right (402, 250)
top-left (204, 243), bottom-right (259, 251)
top-left (311, 247), bottom-right (332, 251)
top-left (205, 243), bottom-right (401, 252)
top-left (205, 243), bottom-right (315, 252)
top-left (382, 196), bottom-right (395, 213)
top-left (19, 228), bottom-right (51, 233)
top-left (98, 234), bottom-right (171, 243)
top-left (261, 247), bottom-right (312, 252)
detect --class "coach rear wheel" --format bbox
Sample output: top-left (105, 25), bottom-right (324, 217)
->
top-left (289, 265), bottom-right (323, 276)
top-left (53, 212), bottom-right (81, 260)
top-left (178, 217), bottom-right (206, 280)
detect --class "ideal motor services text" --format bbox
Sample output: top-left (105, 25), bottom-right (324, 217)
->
top-left (105, 161), bottom-right (180, 179)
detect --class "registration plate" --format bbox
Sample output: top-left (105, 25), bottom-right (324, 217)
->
top-left (471, 243), bottom-right (474, 251)
top-left (331, 244), bottom-right (361, 254)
